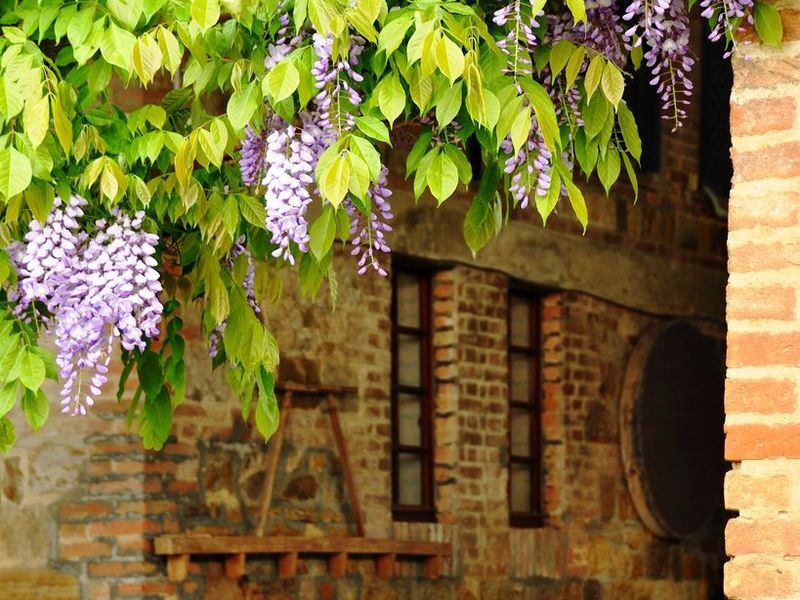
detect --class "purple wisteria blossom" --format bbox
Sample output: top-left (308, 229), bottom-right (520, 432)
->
top-left (265, 13), bottom-right (304, 69)
top-left (623, 0), bottom-right (694, 129)
top-left (501, 126), bottom-right (552, 209)
top-left (312, 33), bottom-right (365, 133)
top-left (699, 0), bottom-right (754, 56)
top-left (493, 0), bottom-right (542, 80)
top-left (240, 125), bottom-right (269, 187)
top-left (10, 197), bottom-right (162, 416)
top-left (346, 167), bottom-right (393, 276)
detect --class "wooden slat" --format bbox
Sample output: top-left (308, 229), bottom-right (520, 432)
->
top-left (376, 553), bottom-right (395, 580)
top-left (278, 552), bottom-right (298, 579)
top-left (326, 393), bottom-right (365, 537)
top-left (166, 554), bottom-right (189, 582)
top-left (255, 391), bottom-right (293, 536)
top-left (328, 552), bottom-right (347, 578)
top-left (224, 553), bottom-right (245, 579)
top-left (154, 535), bottom-right (451, 557)
top-left (276, 382), bottom-right (358, 396)
top-left (423, 555), bottom-right (440, 579)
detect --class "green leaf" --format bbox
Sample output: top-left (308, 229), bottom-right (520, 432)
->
top-left (192, 0), bottom-right (221, 30)
top-left (355, 115), bottom-right (391, 143)
top-left (617, 101), bottom-right (642, 161)
top-left (22, 94), bottom-right (50, 148)
top-left (52, 97), bottom-right (72, 154)
top-left (349, 136), bottom-right (381, 180)
top-left (584, 55), bottom-right (604, 101)
top-left (309, 205), bottom-right (337, 260)
top-left (139, 387), bottom-right (172, 450)
top-left (463, 161), bottom-right (501, 256)
top-left (566, 0), bottom-right (587, 23)
top-left (0, 416), bottom-right (15, 454)
top-left (378, 73), bottom-right (405, 125)
top-left (535, 169), bottom-right (561, 225)
top-left (0, 382), bottom-right (16, 417)
top-left (427, 150), bottom-right (458, 204)
top-left (378, 13), bottom-right (413, 56)
top-left (435, 82), bottom-right (462, 128)
top-left (239, 195), bottom-right (266, 227)
top-left (132, 34), bottom-right (163, 86)
top-left (510, 106), bottom-right (532, 156)
top-left (255, 368), bottom-right (279, 440)
top-left (754, 2), bottom-right (782, 47)
top-left (67, 7), bottom-right (95, 47)
top-left (21, 389), bottom-right (48, 432)
top-left (520, 79), bottom-right (560, 152)
top-left (549, 40), bottom-right (573, 78)
top-left (158, 27), bottom-right (183, 75)
top-left (601, 62), bottom-right (625, 108)
top-left (406, 130), bottom-right (433, 176)
top-left (137, 351), bottom-right (163, 399)
top-left (597, 146), bottom-right (621, 194)
top-left (320, 151), bottom-right (350, 207)
top-left (435, 36), bottom-right (464, 84)
top-left (0, 76), bottom-right (23, 120)
top-left (267, 60), bottom-right (300, 102)
top-left (583, 93), bottom-right (609, 140)
top-left (0, 148), bottom-right (32, 201)
top-left (563, 174), bottom-right (588, 233)
top-left (100, 23), bottom-right (137, 70)
top-left (565, 46), bottom-right (586, 90)
top-left (621, 152), bottom-right (639, 202)
top-left (227, 81), bottom-right (259, 130)
top-left (19, 351), bottom-right (45, 391)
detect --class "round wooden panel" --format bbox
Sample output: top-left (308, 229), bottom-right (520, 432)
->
top-left (621, 320), bottom-right (726, 539)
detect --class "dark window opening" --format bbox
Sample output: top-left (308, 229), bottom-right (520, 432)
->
top-left (700, 34), bottom-right (734, 200)
top-left (508, 290), bottom-right (544, 527)
top-left (624, 63), bottom-right (662, 173)
top-left (391, 263), bottom-right (436, 522)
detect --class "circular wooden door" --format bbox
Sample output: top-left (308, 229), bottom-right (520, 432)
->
top-left (621, 320), bottom-right (726, 539)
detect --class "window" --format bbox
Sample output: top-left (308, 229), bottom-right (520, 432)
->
top-left (391, 264), bottom-right (435, 521)
top-left (508, 290), bottom-right (543, 527)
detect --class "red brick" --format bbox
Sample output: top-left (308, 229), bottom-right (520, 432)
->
top-left (116, 581), bottom-right (176, 597)
top-left (725, 517), bottom-right (800, 555)
top-left (727, 333), bottom-right (800, 368)
top-left (59, 501), bottom-right (113, 520)
top-left (59, 541), bottom-right (113, 560)
top-left (728, 242), bottom-right (800, 272)
top-left (116, 535), bottom-right (154, 555)
top-left (729, 198), bottom-right (800, 230)
top-left (727, 286), bottom-right (796, 320)
top-left (732, 142), bottom-right (800, 181)
top-left (726, 378), bottom-right (797, 414)
top-left (725, 560), bottom-right (793, 600)
top-left (87, 561), bottom-right (158, 577)
top-left (726, 424), bottom-right (800, 460)
top-left (725, 470), bottom-right (792, 511)
top-left (730, 97), bottom-right (797, 136)
top-left (88, 519), bottom-right (161, 537)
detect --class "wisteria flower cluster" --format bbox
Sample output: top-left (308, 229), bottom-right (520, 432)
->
top-left (700, 0), bottom-right (754, 56)
top-left (493, 0), bottom-right (542, 81)
top-left (623, 0), bottom-right (694, 128)
top-left (346, 168), bottom-right (394, 277)
top-left (501, 126), bottom-right (553, 209)
top-left (10, 197), bottom-right (162, 416)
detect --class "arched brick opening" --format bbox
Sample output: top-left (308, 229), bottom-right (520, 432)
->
top-left (725, 4), bottom-right (800, 598)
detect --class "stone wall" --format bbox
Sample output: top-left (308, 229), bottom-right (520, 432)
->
top-left (724, 3), bottom-right (800, 599)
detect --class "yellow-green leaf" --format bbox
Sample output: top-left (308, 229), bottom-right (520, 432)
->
top-left (192, 0), bottom-right (220, 30)
top-left (435, 36), bottom-right (464, 84)
top-left (0, 147), bottom-right (32, 201)
top-left (132, 34), bottom-right (163, 86)
top-left (601, 62), bottom-right (625, 108)
top-left (22, 94), bottom-right (49, 148)
top-left (322, 152), bottom-right (350, 207)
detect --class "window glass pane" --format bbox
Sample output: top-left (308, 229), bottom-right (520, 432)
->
top-left (397, 273), bottom-right (420, 328)
top-left (398, 453), bottom-right (423, 506)
top-left (398, 334), bottom-right (422, 387)
top-left (510, 463), bottom-right (531, 513)
top-left (510, 353), bottom-right (530, 401)
top-left (398, 394), bottom-right (423, 447)
top-left (510, 408), bottom-right (531, 457)
top-left (510, 296), bottom-right (530, 347)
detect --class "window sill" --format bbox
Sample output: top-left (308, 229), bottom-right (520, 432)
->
top-left (509, 514), bottom-right (545, 528)
top-left (392, 506), bottom-right (437, 523)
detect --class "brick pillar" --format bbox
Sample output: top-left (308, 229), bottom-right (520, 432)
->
top-left (725, 6), bottom-right (800, 598)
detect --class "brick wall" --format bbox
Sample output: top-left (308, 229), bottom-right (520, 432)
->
top-left (724, 4), bottom-right (800, 599)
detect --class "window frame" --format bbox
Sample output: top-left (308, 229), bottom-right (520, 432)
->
top-left (507, 288), bottom-right (545, 528)
top-left (390, 262), bottom-right (436, 522)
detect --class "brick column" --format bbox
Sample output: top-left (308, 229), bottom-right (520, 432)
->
top-left (725, 6), bottom-right (800, 598)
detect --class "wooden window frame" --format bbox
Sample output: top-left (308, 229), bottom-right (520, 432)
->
top-left (391, 263), bottom-right (436, 522)
top-left (508, 289), bottom-right (544, 528)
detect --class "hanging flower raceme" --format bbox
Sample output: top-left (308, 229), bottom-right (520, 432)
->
top-left (10, 198), bottom-right (162, 416)
top-left (501, 125), bottom-right (553, 209)
top-left (699, 0), bottom-right (754, 56)
top-left (346, 168), bottom-right (393, 277)
top-left (623, 0), bottom-right (694, 129)
top-left (265, 12), bottom-right (304, 69)
top-left (493, 0), bottom-right (542, 80)
top-left (311, 33), bottom-right (365, 134)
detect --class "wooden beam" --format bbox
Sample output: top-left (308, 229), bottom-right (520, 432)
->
top-left (255, 391), bottom-right (293, 536)
top-left (276, 382), bottom-right (358, 396)
top-left (224, 553), bottom-right (245, 579)
top-left (376, 553), bottom-right (395, 580)
top-left (328, 552), bottom-right (347, 578)
top-left (166, 554), bottom-right (189, 582)
top-left (423, 555), bottom-right (440, 579)
top-left (278, 552), bottom-right (298, 579)
top-left (326, 393), bottom-right (365, 537)
top-left (154, 535), bottom-right (452, 557)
